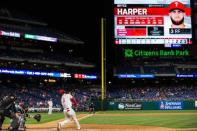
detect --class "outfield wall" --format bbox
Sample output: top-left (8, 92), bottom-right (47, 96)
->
top-left (93, 100), bottom-right (196, 110)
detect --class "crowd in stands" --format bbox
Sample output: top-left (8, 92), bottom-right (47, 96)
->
top-left (0, 82), bottom-right (197, 111)
top-left (116, 65), bottom-right (197, 75)
top-left (143, 66), bottom-right (176, 74)
top-left (107, 85), bottom-right (197, 101)
top-left (177, 68), bottom-right (197, 74)
top-left (115, 57), bottom-right (197, 75)
top-left (0, 82), bottom-right (99, 111)
top-left (0, 48), bottom-right (88, 65)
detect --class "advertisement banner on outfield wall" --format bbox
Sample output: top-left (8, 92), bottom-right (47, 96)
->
top-left (159, 101), bottom-right (183, 110)
top-left (195, 101), bottom-right (197, 108)
top-left (118, 102), bottom-right (142, 110)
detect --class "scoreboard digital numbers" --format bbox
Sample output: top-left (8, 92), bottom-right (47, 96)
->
top-left (114, 0), bottom-right (192, 46)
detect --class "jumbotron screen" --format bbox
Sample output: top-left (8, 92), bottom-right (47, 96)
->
top-left (114, 0), bottom-right (192, 46)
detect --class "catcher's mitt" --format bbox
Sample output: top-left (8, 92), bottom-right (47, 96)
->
top-left (33, 114), bottom-right (41, 122)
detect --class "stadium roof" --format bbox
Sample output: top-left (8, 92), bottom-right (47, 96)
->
top-left (0, 8), bottom-right (84, 44)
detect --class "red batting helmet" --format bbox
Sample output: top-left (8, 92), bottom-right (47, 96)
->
top-left (169, 1), bottom-right (185, 12)
top-left (58, 89), bottom-right (65, 95)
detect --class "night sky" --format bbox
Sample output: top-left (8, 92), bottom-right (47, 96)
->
top-left (1, 0), bottom-right (114, 65)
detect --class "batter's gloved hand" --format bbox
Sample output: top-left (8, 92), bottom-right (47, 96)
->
top-left (34, 114), bottom-right (41, 122)
top-left (71, 97), bottom-right (78, 108)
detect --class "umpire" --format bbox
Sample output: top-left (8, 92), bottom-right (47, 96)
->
top-left (88, 102), bottom-right (95, 114)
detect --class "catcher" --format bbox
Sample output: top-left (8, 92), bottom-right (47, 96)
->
top-left (0, 94), bottom-right (41, 131)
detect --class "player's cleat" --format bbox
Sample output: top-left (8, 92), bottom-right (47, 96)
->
top-left (77, 127), bottom-right (81, 130)
top-left (57, 123), bottom-right (61, 130)
top-left (18, 127), bottom-right (25, 131)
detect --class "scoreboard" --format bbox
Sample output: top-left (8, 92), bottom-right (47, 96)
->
top-left (114, 0), bottom-right (192, 47)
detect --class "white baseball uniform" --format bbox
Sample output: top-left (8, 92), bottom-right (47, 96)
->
top-left (48, 100), bottom-right (53, 115)
top-left (58, 93), bottom-right (80, 130)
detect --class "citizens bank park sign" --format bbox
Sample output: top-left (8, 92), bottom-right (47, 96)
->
top-left (124, 49), bottom-right (190, 57)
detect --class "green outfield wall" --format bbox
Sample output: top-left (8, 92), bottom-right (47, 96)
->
top-left (93, 100), bottom-right (196, 110)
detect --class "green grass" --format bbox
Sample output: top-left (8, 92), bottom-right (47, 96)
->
top-left (3, 110), bottom-right (197, 128)
top-left (3, 112), bottom-right (87, 124)
top-left (80, 110), bottom-right (197, 128)
top-left (96, 110), bottom-right (197, 114)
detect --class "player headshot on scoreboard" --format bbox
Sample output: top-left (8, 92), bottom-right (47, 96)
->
top-left (168, 1), bottom-right (189, 28)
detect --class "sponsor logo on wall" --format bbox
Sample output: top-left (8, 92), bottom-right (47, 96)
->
top-left (118, 102), bottom-right (142, 110)
top-left (160, 101), bottom-right (182, 110)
